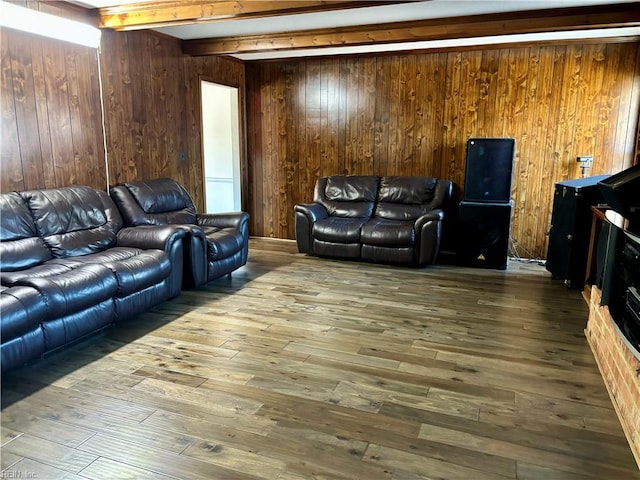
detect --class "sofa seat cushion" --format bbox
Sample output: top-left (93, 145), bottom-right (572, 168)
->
top-left (312, 217), bottom-right (369, 244)
top-left (361, 218), bottom-right (415, 247)
top-left (312, 240), bottom-right (361, 259)
top-left (200, 226), bottom-right (244, 260)
top-left (1, 329), bottom-right (46, 373)
top-left (42, 300), bottom-right (114, 351)
top-left (1, 263), bottom-right (73, 286)
top-left (1, 286), bottom-right (48, 341)
top-left (59, 247), bottom-right (171, 297)
top-left (17, 264), bottom-right (117, 318)
top-left (361, 245), bottom-right (415, 264)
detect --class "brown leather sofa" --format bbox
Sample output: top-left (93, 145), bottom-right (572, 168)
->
top-left (294, 175), bottom-right (453, 266)
top-left (0, 185), bottom-right (185, 372)
top-left (110, 178), bottom-right (249, 287)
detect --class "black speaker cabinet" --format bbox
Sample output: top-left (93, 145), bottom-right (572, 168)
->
top-left (457, 201), bottom-right (512, 269)
top-left (463, 138), bottom-right (515, 203)
top-left (546, 175), bottom-right (609, 288)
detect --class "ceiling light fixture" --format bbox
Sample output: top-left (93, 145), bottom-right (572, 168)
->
top-left (0, 1), bottom-right (101, 48)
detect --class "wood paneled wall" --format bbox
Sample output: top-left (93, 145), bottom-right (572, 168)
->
top-left (183, 55), bottom-right (246, 212)
top-left (1, 20), bottom-right (243, 212)
top-left (246, 43), bottom-right (640, 259)
top-left (99, 30), bottom-right (245, 212)
top-left (1, 28), bottom-right (106, 191)
top-left (99, 30), bottom-right (189, 190)
top-left (3, 5), bottom-right (639, 261)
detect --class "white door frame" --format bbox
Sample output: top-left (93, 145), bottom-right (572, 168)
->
top-left (200, 79), bottom-right (243, 213)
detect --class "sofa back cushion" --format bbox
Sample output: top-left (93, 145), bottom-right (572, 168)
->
top-left (0, 192), bottom-right (52, 271)
top-left (20, 186), bottom-right (122, 258)
top-left (110, 178), bottom-right (197, 226)
top-left (314, 175), bottom-right (378, 218)
top-left (375, 176), bottom-right (451, 220)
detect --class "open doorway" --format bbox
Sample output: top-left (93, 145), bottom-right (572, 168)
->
top-left (201, 80), bottom-right (241, 213)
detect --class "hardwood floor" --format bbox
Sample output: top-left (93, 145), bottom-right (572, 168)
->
top-left (2, 237), bottom-right (639, 479)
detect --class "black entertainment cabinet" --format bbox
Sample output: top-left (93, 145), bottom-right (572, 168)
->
top-left (598, 214), bottom-right (640, 356)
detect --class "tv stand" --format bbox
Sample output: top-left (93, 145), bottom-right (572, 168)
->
top-left (593, 210), bottom-right (640, 356)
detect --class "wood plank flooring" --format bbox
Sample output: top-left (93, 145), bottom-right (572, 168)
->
top-left (2, 237), bottom-right (639, 479)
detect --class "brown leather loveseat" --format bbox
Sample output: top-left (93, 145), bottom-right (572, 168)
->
top-left (0, 185), bottom-right (185, 372)
top-left (294, 175), bottom-right (453, 266)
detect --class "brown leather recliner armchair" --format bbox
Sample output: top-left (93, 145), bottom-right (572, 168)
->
top-left (294, 175), bottom-right (453, 266)
top-left (110, 178), bottom-right (249, 287)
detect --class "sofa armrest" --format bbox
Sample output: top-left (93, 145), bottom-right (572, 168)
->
top-left (117, 225), bottom-right (186, 298)
top-left (196, 212), bottom-right (250, 266)
top-left (414, 209), bottom-right (445, 265)
top-left (414, 209), bottom-right (444, 230)
top-left (117, 225), bottom-right (186, 252)
top-left (294, 203), bottom-right (329, 222)
top-left (294, 203), bottom-right (328, 254)
top-left (196, 212), bottom-right (249, 230)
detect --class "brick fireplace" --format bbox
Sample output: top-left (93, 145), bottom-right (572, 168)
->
top-left (586, 286), bottom-right (640, 469)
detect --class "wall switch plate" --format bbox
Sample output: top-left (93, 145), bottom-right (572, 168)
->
top-left (576, 155), bottom-right (593, 166)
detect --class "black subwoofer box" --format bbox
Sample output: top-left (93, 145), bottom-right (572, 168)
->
top-left (457, 201), bottom-right (512, 269)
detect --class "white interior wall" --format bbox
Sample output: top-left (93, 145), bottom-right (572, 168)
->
top-left (201, 81), bottom-right (241, 213)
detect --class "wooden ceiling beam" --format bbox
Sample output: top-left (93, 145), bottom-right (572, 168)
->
top-left (99, 0), bottom-right (415, 30)
top-left (182, 3), bottom-right (640, 56)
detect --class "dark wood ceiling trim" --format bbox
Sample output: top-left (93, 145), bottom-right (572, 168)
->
top-left (99, 0), bottom-right (415, 30)
top-left (183, 3), bottom-right (640, 56)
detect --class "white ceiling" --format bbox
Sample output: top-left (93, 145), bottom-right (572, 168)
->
top-left (76, 0), bottom-right (640, 60)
